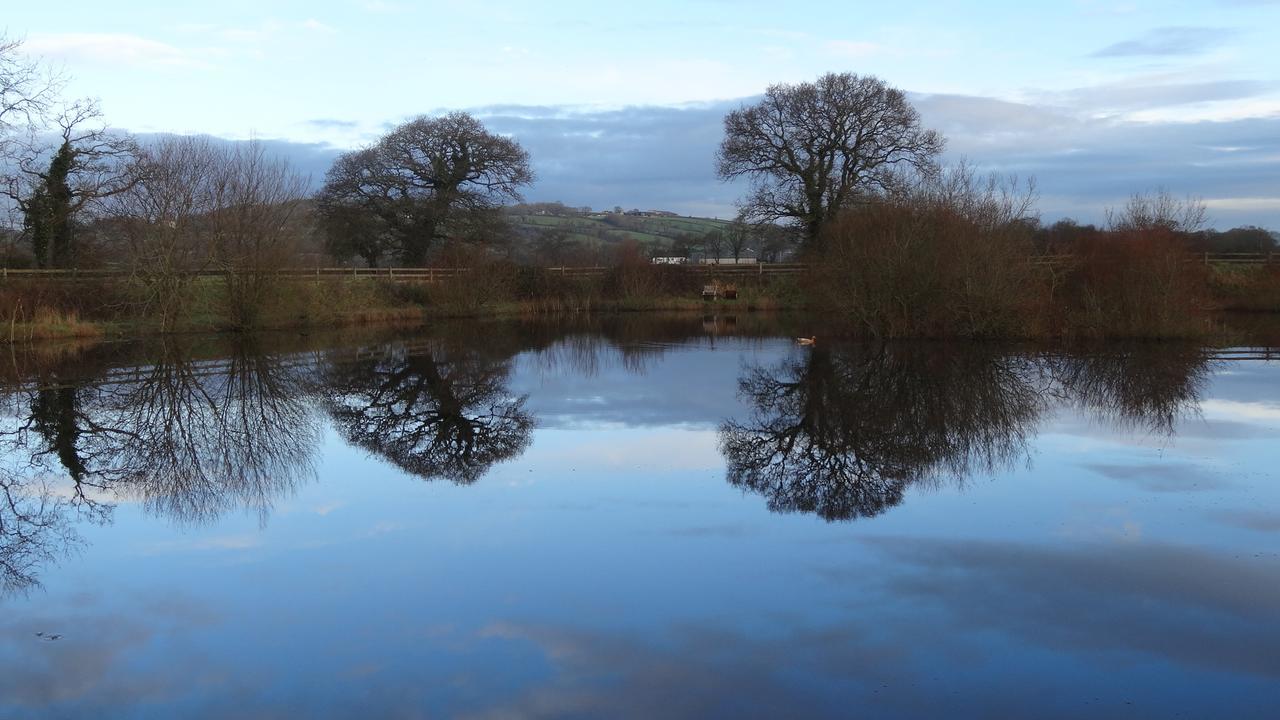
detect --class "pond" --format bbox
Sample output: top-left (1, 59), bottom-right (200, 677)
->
top-left (0, 314), bottom-right (1277, 719)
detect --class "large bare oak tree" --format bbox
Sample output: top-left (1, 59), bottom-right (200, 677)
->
top-left (318, 112), bottom-right (533, 266)
top-left (717, 72), bottom-right (944, 249)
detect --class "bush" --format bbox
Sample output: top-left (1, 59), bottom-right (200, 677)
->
top-left (1058, 228), bottom-right (1212, 338)
top-left (810, 169), bottom-right (1042, 338)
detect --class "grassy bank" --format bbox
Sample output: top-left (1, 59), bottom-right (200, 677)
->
top-left (2, 252), bottom-right (1276, 344)
top-left (0, 265), bottom-right (804, 342)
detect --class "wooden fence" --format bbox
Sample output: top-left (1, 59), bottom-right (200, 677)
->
top-left (0, 254), bottom-right (1274, 282)
top-left (0, 263), bottom-right (812, 281)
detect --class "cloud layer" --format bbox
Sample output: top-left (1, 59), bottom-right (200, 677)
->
top-left (180, 91), bottom-right (1280, 229)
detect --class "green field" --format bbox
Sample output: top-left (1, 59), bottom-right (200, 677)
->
top-left (507, 212), bottom-right (730, 249)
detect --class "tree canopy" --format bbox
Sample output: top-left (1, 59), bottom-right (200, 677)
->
top-left (717, 72), bottom-right (944, 248)
top-left (317, 112), bottom-right (534, 266)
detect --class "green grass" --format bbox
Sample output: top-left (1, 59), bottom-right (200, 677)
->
top-left (508, 212), bottom-right (731, 246)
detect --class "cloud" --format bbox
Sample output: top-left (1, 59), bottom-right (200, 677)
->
top-left (24, 33), bottom-right (208, 69)
top-left (463, 535), bottom-right (1280, 720)
top-left (1084, 461), bottom-right (1228, 492)
top-left (1092, 26), bottom-right (1238, 57)
top-left (911, 94), bottom-right (1280, 226)
top-left (474, 101), bottom-right (746, 217)
top-left (1055, 78), bottom-right (1270, 113)
top-left (303, 118), bottom-right (360, 130)
top-left (865, 536), bottom-right (1280, 678)
top-left (133, 134), bottom-right (344, 186)
top-left (138, 86), bottom-right (1280, 228)
top-left (301, 19), bottom-right (337, 35)
top-left (1212, 509), bottom-right (1280, 532)
top-left (823, 40), bottom-right (882, 58)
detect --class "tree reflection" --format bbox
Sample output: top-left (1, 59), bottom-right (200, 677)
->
top-left (1045, 345), bottom-right (1212, 434)
top-left (28, 384), bottom-right (92, 482)
top-left (94, 342), bottom-right (319, 524)
top-left (11, 339), bottom-right (319, 526)
top-left (0, 470), bottom-right (82, 595)
top-left (720, 343), bottom-right (1044, 521)
top-left (323, 342), bottom-right (534, 483)
top-left (721, 341), bottom-right (1216, 521)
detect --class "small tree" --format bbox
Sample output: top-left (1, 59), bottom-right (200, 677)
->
top-left (1107, 188), bottom-right (1206, 235)
top-left (702, 228), bottom-right (725, 261)
top-left (3, 102), bottom-right (140, 267)
top-left (725, 217), bottom-right (752, 261)
top-left (717, 72), bottom-right (944, 250)
top-left (107, 137), bottom-right (306, 329)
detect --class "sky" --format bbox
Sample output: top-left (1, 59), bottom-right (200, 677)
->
top-left (4, 0), bottom-right (1280, 227)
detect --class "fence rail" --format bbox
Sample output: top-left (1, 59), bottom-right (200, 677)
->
top-left (0, 254), bottom-right (1274, 281)
top-left (0, 263), bottom-right (813, 281)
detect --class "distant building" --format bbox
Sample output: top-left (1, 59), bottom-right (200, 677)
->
top-left (699, 257), bottom-right (758, 265)
top-left (651, 257), bottom-right (688, 265)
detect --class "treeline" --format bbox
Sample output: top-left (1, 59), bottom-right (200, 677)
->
top-left (2, 36), bottom-right (1279, 336)
top-left (713, 72), bottom-right (1280, 337)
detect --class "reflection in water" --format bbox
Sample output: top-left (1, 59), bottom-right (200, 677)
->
top-left (28, 385), bottom-right (91, 482)
top-left (1047, 346), bottom-right (1212, 434)
top-left (17, 341), bottom-right (319, 525)
top-left (0, 471), bottom-right (81, 595)
top-left (87, 341), bottom-right (320, 525)
top-left (720, 344), bottom-right (1044, 521)
top-left (720, 342), bottom-right (1216, 521)
top-left (0, 339), bottom-right (320, 591)
top-left (323, 341), bottom-right (534, 483)
top-left (0, 319), bottom-right (1234, 592)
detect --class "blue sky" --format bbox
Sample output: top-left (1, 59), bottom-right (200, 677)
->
top-left (5, 0), bottom-right (1280, 226)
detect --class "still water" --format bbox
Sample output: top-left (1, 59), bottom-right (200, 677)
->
top-left (0, 314), bottom-right (1277, 719)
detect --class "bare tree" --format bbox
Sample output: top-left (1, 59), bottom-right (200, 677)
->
top-left (724, 217), bottom-right (752, 261)
top-left (0, 35), bottom-right (61, 159)
top-left (205, 141), bottom-right (309, 328)
top-left (701, 228), bottom-right (725, 261)
top-left (318, 112), bottom-right (534, 266)
top-left (717, 72), bottom-right (944, 249)
top-left (2, 101), bottom-right (140, 267)
top-left (106, 137), bottom-right (307, 328)
top-left (1107, 188), bottom-right (1207, 234)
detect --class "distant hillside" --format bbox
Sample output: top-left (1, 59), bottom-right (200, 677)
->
top-left (505, 204), bottom-right (729, 250)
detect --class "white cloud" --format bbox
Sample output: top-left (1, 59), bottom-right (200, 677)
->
top-left (1203, 197), bottom-right (1280, 212)
top-left (1200, 398), bottom-right (1280, 422)
top-left (823, 40), bottom-right (883, 58)
top-left (302, 18), bottom-right (337, 34)
top-left (25, 32), bottom-right (209, 69)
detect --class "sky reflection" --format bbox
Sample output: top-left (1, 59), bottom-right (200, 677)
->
top-left (0, 317), bottom-right (1276, 718)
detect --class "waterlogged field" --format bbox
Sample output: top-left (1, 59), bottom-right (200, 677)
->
top-left (0, 315), bottom-right (1277, 719)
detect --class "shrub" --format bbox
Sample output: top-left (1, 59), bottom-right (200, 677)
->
top-left (810, 168), bottom-right (1042, 338)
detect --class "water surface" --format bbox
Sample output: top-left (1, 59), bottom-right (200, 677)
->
top-left (1, 315), bottom-right (1277, 719)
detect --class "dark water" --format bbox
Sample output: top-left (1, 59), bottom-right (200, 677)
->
top-left (0, 315), bottom-right (1277, 719)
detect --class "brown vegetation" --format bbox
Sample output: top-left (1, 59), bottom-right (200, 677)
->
top-left (807, 184), bottom-right (1239, 339)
